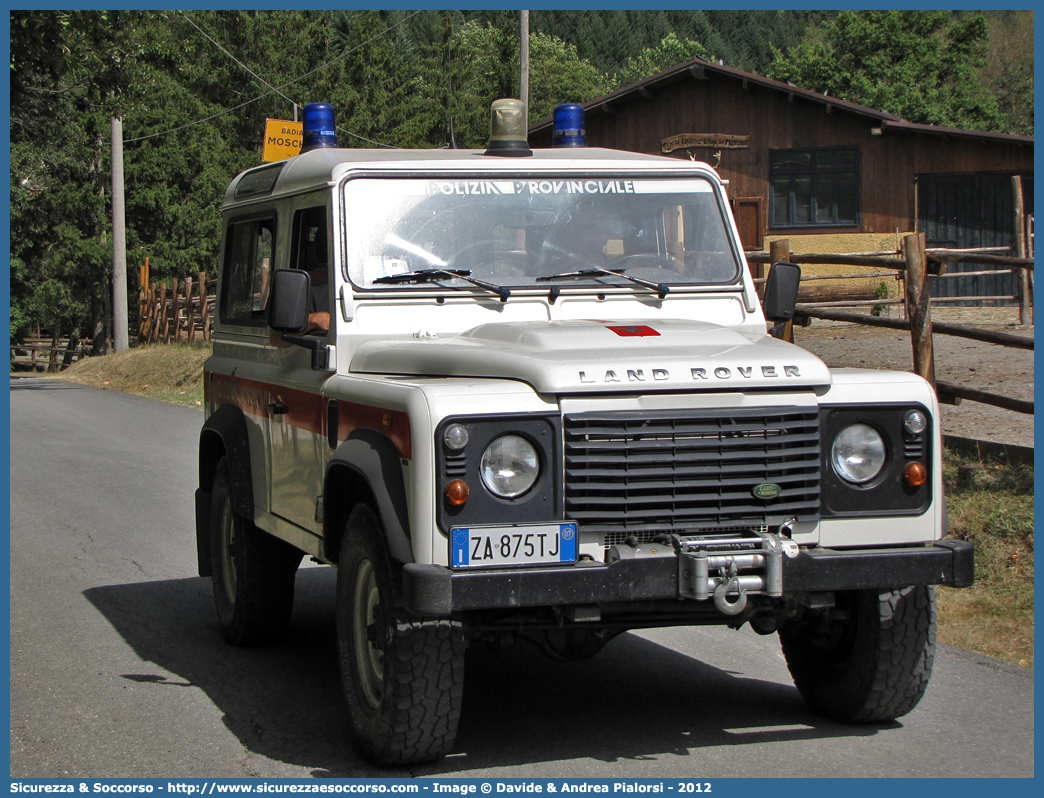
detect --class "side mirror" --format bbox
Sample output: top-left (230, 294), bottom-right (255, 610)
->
top-left (269, 269), bottom-right (310, 333)
top-left (763, 261), bottom-right (801, 323)
top-left (269, 269), bottom-right (329, 370)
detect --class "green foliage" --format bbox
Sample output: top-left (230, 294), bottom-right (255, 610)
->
top-left (619, 33), bottom-right (712, 86)
top-left (871, 281), bottom-right (889, 317)
top-left (9, 10), bottom-right (334, 343)
top-left (520, 10), bottom-right (833, 76)
top-left (525, 33), bottom-right (617, 124)
top-left (767, 11), bottom-right (1005, 132)
top-left (329, 10), bottom-right (422, 147)
top-left (981, 11), bottom-right (1034, 136)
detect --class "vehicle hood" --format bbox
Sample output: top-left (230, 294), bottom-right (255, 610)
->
top-left (349, 318), bottom-right (831, 393)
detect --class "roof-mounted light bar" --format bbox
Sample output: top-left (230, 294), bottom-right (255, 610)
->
top-left (484, 98), bottom-right (532, 157)
top-left (301, 103), bottom-right (337, 153)
top-left (551, 103), bottom-right (586, 147)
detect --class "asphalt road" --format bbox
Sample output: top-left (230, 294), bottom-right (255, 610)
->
top-left (9, 378), bottom-right (1034, 779)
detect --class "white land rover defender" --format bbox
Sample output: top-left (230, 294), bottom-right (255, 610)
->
top-left (195, 101), bottom-right (973, 765)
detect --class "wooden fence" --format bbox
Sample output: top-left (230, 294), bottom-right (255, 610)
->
top-left (10, 272), bottom-right (218, 372)
top-left (10, 336), bottom-right (91, 373)
top-left (137, 268), bottom-right (217, 345)
top-left (748, 234), bottom-right (1034, 416)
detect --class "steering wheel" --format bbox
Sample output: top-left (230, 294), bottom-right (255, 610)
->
top-left (610, 253), bottom-right (679, 271)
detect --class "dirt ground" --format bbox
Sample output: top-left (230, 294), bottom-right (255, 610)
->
top-left (793, 306), bottom-right (1034, 448)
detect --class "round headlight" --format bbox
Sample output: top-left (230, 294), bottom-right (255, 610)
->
top-left (904, 409), bottom-right (928, 436)
top-left (480, 435), bottom-right (539, 498)
top-left (831, 424), bottom-right (886, 484)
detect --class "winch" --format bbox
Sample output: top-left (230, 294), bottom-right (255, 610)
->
top-left (607, 522), bottom-right (801, 615)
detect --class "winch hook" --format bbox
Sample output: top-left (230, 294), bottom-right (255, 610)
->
top-left (713, 562), bottom-right (747, 615)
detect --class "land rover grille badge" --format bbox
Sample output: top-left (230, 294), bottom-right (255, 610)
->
top-left (752, 483), bottom-right (782, 500)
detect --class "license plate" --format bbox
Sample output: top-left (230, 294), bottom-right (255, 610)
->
top-left (451, 523), bottom-right (577, 568)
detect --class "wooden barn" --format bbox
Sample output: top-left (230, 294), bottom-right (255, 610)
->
top-left (529, 56), bottom-right (1034, 304)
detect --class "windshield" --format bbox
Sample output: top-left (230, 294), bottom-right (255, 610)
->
top-left (342, 176), bottom-right (742, 291)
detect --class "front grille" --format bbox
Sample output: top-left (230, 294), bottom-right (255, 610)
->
top-left (601, 525), bottom-right (768, 553)
top-left (564, 407), bottom-right (821, 536)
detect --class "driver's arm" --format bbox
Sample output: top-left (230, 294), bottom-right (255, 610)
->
top-left (303, 312), bottom-right (329, 334)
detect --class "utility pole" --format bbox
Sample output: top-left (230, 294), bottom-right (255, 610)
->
top-left (520, 10), bottom-right (529, 120)
top-left (111, 116), bottom-right (129, 353)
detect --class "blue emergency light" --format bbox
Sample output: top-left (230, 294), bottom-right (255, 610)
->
top-left (301, 103), bottom-right (337, 152)
top-left (551, 104), bottom-right (586, 147)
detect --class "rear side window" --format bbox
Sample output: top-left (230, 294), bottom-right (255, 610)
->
top-left (220, 216), bottom-right (276, 325)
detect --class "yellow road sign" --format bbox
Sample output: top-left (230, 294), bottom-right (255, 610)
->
top-left (263, 119), bottom-right (303, 162)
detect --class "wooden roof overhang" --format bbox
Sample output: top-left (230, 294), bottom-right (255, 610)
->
top-left (529, 55), bottom-right (1033, 149)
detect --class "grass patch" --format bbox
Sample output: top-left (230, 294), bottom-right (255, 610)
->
top-left (57, 343), bottom-right (212, 408)
top-left (938, 448), bottom-right (1034, 668)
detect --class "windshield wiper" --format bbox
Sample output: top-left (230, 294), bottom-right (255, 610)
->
top-left (536, 267), bottom-right (669, 300)
top-left (373, 268), bottom-right (510, 300)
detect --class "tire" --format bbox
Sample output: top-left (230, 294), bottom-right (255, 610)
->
top-left (209, 457), bottom-right (302, 646)
top-left (779, 586), bottom-right (937, 722)
top-left (336, 505), bottom-right (465, 765)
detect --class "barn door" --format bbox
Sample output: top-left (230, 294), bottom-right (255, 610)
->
top-left (918, 173), bottom-right (1033, 305)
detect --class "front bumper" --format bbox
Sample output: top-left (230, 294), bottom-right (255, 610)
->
top-left (402, 539), bottom-right (974, 616)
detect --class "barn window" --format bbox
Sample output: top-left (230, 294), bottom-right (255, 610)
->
top-left (769, 147), bottom-right (859, 228)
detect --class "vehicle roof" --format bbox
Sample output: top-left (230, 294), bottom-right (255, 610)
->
top-left (223, 146), bottom-right (718, 206)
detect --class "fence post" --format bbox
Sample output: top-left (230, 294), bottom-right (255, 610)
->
top-left (202, 277), bottom-right (213, 341)
top-left (159, 282), bottom-right (170, 344)
top-left (197, 271), bottom-right (207, 342)
top-left (185, 276), bottom-right (196, 344)
top-left (47, 326), bottom-right (61, 373)
top-left (1012, 176), bottom-right (1031, 326)
top-left (173, 278), bottom-right (185, 343)
top-left (138, 282), bottom-right (146, 343)
top-left (769, 239), bottom-right (794, 342)
top-left (145, 283), bottom-right (156, 344)
top-left (903, 232), bottom-right (935, 389)
top-left (139, 256), bottom-right (150, 343)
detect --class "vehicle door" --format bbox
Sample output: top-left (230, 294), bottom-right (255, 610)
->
top-left (267, 194), bottom-right (334, 532)
top-left (213, 209), bottom-right (278, 517)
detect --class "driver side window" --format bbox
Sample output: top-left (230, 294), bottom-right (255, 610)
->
top-left (290, 205), bottom-right (331, 335)
top-left (220, 215), bottom-right (275, 326)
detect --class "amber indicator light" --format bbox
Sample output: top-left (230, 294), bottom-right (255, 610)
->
top-left (904, 462), bottom-right (927, 487)
top-left (445, 480), bottom-right (470, 505)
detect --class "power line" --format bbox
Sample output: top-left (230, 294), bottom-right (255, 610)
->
top-left (125, 10), bottom-right (421, 146)
top-left (124, 93), bottom-right (268, 144)
top-left (181, 14), bottom-right (299, 113)
top-left (337, 126), bottom-right (397, 149)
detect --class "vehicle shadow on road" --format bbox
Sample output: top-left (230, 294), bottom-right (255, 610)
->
top-left (84, 568), bottom-right (887, 777)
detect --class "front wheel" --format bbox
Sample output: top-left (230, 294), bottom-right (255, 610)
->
top-left (779, 586), bottom-right (937, 722)
top-left (336, 505), bottom-right (465, 765)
